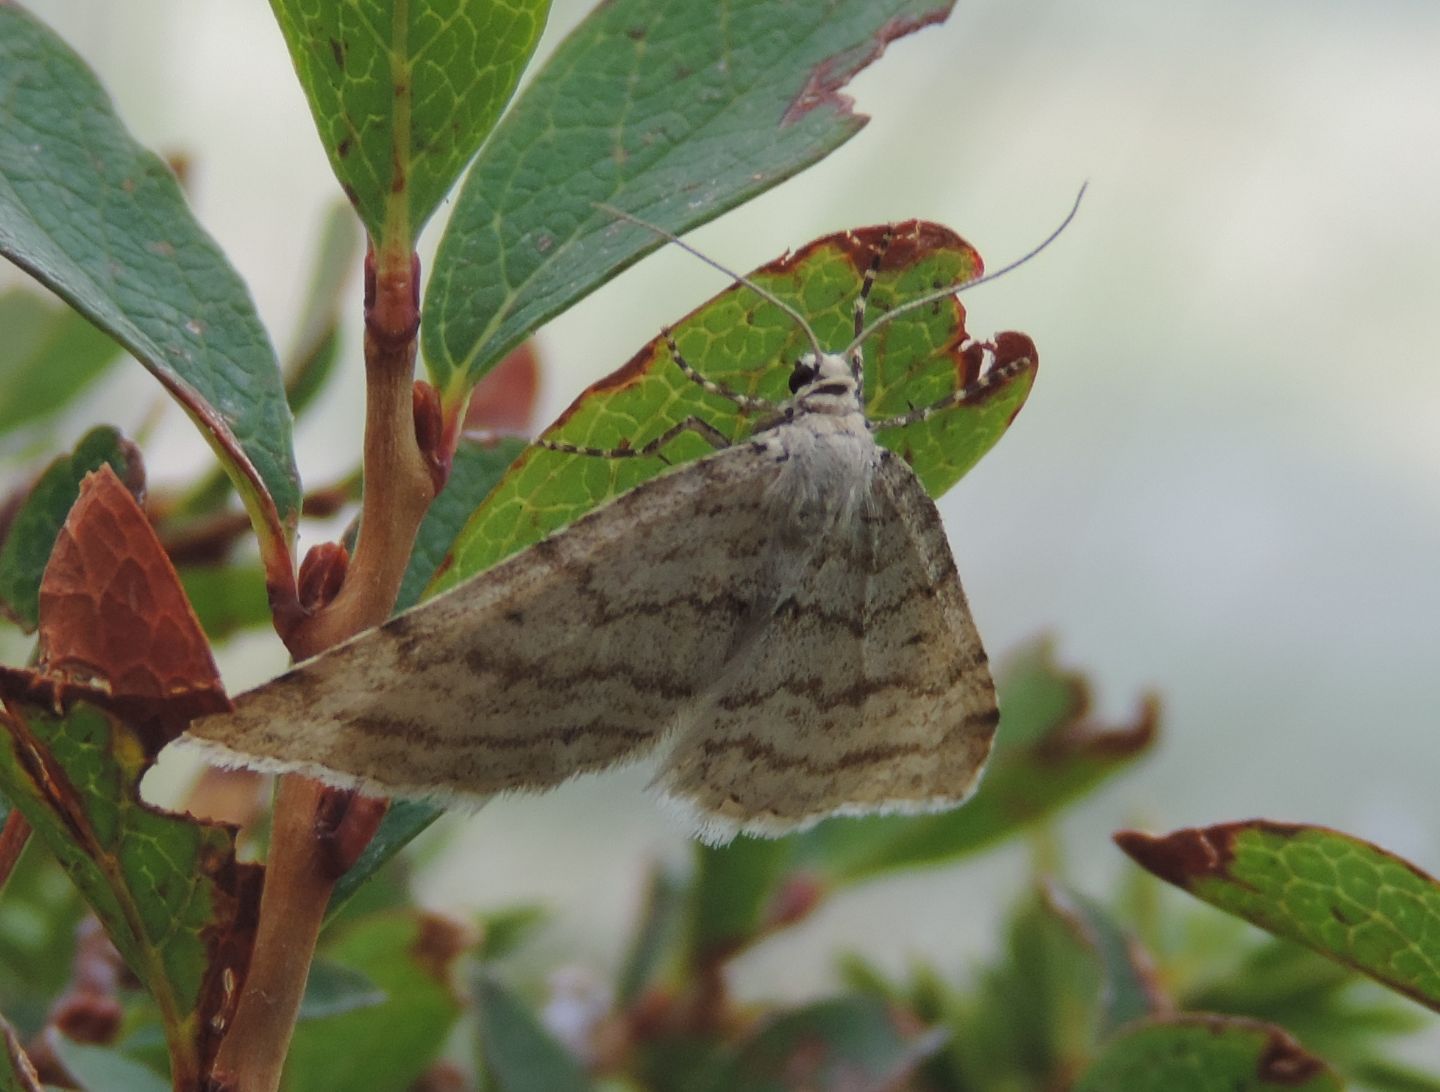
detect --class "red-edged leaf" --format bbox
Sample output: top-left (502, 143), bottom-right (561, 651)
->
top-left (1075, 1014), bottom-right (1342, 1092)
top-left (1117, 821), bottom-right (1440, 1013)
top-left (437, 220), bottom-right (1034, 593)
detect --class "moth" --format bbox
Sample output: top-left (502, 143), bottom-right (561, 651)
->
top-left (189, 203), bottom-right (1072, 843)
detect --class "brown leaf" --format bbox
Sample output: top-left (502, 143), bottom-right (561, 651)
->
top-left (34, 465), bottom-right (228, 749)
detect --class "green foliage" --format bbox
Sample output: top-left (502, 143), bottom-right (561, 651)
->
top-left (0, 290), bottom-right (123, 438)
top-left (422, 0), bottom-right (959, 392)
top-left (177, 563), bottom-right (274, 642)
top-left (1073, 1016), bottom-right (1343, 1092)
top-left (435, 223), bottom-right (1031, 594)
top-left (0, 427), bottom-right (136, 630)
top-left (0, 704), bottom-right (248, 1079)
top-left (49, 1039), bottom-right (169, 1092)
top-left (934, 884), bottom-right (1158, 1087)
top-left (0, 1), bottom-right (1434, 1089)
top-left (1182, 938), bottom-right (1432, 1082)
top-left (0, 1016), bottom-right (41, 1092)
top-left (1120, 822), bottom-right (1440, 1013)
top-left (285, 912), bottom-right (469, 1092)
top-left (0, 5), bottom-right (300, 535)
top-left (295, 960), bottom-right (386, 1021)
top-left (269, 0), bottom-right (551, 245)
top-left (397, 436), bottom-right (530, 610)
top-left (0, 836), bottom-right (86, 1036)
top-left (704, 997), bottom-right (946, 1092)
top-left (476, 971), bottom-right (593, 1092)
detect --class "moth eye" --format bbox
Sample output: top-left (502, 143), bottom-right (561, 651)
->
top-left (788, 360), bottom-right (817, 393)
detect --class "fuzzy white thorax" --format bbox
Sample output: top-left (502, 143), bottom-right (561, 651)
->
top-left (753, 349), bottom-right (880, 543)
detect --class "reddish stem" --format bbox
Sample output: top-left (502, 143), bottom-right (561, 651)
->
top-left (0, 810), bottom-right (31, 895)
top-left (212, 246), bottom-right (436, 1092)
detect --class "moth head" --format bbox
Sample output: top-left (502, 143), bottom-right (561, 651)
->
top-left (788, 350), bottom-right (859, 411)
top-left (787, 355), bottom-right (818, 393)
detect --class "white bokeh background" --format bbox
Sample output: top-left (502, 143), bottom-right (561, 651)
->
top-left (10, 0), bottom-right (1440, 1067)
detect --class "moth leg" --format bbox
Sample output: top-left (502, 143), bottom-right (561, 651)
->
top-left (539, 416), bottom-right (733, 460)
top-left (663, 327), bottom-right (775, 412)
top-left (539, 324), bottom-right (775, 460)
top-left (867, 350), bottom-right (1033, 432)
top-left (852, 227), bottom-right (893, 339)
top-left (849, 226), bottom-right (895, 382)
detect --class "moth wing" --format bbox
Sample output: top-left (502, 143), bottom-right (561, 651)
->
top-left (657, 449), bottom-right (997, 842)
top-left (187, 447), bottom-right (786, 801)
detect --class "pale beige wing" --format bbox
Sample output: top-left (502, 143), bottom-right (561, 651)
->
top-left (656, 449), bottom-right (997, 842)
top-left (186, 446), bottom-right (788, 801)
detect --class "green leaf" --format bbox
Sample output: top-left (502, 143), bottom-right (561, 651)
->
top-left (945, 886), bottom-right (1154, 1089)
top-left (325, 437), bottom-right (526, 919)
top-left (399, 436), bottom-right (529, 610)
top-left (688, 836), bottom-right (790, 961)
top-left (269, 0), bottom-right (551, 245)
top-left (1351, 1058), bottom-right (1440, 1092)
top-left (1074, 1015), bottom-right (1342, 1092)
top-left (325, 799), bottom-right (440, 923)
top-left (0, 1016), bottom-right (42, 1092)
top-left (174, 202), bottom-right (361, 521)
top-left (0, 6), bottom-right (300, 535)
top-left (435, 221), bottom-right (1034, 593)
top-left (1040, 882), bottom-right (1164, 1038)
top-left (284, 200), bottom-right (361, 418)
top-left (704, 996), bottom-right (945, 1092)
top-left (476, 970), bottom-right (592, 1092)
top-left (475, 904), bottom-right (548, 962)
top-left (423, 0), bottom-right (958, 392)
top-left (0, 289), bottom-right (125, 436)
top-left (0, 426), bottom-right (136, 630)
top-left (0, 827), bottom-right (87, 1035)
top-left (792, 640), bottom-right (1157, 882)
top-left (286, 911), bottom-right (469, 1092)
top-left (178, 563), bottom-right (273, 641)
top-left (0, 703), bottom-right (254, 1083)
top-left (1117, 821), bottom-right (1440, 1013)
top-left (298, 959), bottom-right (387, 1020)
top-left (1183, 937), bottom-right (1427, 1072)
top-left (986, 634), bottom-right (1092, 748)
top-left (616, 865), bottom-right (687, 1004)
top-left (49, 1039), bottom-right (169, 1092)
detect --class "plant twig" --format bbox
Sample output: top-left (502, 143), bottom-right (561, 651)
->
top-left (0, 810), bottom-right (31, 896)
top-left (212, 247), bottom-right (437, 1092)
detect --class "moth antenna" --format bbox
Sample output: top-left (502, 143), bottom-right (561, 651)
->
top-left (843, 183), bottom-right (1087, 357)
top-left (595, 202), bottom-right (826, 362)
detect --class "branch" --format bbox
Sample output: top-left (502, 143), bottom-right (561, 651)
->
top-left (212, 246), bottom-right (438, 1092)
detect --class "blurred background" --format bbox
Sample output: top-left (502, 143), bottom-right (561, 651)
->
top-left (8, 0), bottom-right (1440, 1064)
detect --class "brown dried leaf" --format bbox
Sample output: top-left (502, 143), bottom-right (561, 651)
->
top-left (35, 465), bottom-right (227, 749)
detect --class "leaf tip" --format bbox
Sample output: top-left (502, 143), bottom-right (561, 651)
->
top-left (1254, 1022), bottom-right (1330, 1086)
top-left (1113, 825), bottom-right (1236, 891)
